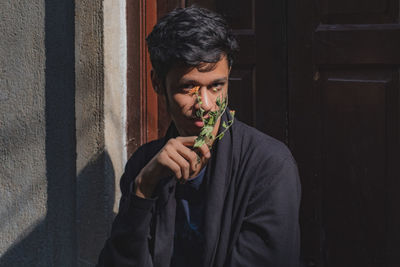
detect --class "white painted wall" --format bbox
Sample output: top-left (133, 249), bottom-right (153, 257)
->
top-left (104, 0), bottom-right (127, 213)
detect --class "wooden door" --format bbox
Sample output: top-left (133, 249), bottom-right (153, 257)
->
top-left (127, 0), bottom-right (158, 155)
top-left (288, 0), bottom-right (400, 266)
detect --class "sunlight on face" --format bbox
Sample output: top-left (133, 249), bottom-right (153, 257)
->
top-left (164, 56), bottom-right (230, 137)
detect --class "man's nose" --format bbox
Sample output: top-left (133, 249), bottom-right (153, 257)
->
top-left (198, 87), bottom-right (213, 112)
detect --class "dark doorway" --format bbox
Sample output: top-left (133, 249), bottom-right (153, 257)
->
top-left (127, 1), bottom-right (400, 266)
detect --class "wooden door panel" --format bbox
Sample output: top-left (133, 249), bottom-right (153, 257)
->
top-left (156, 0), bottom-right (183, 138)
top-left (186, 0), bottom-right (216, 10)
top-left (157, 0), bottom-right (183, 18)
top-left (127, 0), bottom-right (158, 155)
top-left (289, 0), bottom-right (400, 265)
top-left (216, 0), bottom-right (257, 127)
top-left (234, 33), bottom-right (256, 65)
top-left (321, 72), bottom-right (390, 266)
top-left (315, 24), bottom-right (400, 65)
top-left (322, 0), bottom-right (398, 24)
top-left (320, 0), bottom-right (398, 24)
top-left (216, 0), bottom-right (255, 30)
top-left (386, 70), bottom-right (400, 267)
top-left (321, 0), bottom-right (386, 13)
top-left (227, 32), bottom-right (256, 125)
top-left (228, 67), bottom-right (255, 125)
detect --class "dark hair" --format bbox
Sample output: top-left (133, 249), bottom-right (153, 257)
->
top-left (146, 6), bottom-right (239, 81)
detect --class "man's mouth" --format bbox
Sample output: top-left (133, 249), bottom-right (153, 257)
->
top-left (191, 114), bottom-right (208, 128)
top-left (190, 109), bottom-right (213, 128)
top-left (193, 119), bottom-right (204, 128)
top-left (191, 113), bottom-right (209, 120)
top-left (191, 115), bottom-right (203, 126)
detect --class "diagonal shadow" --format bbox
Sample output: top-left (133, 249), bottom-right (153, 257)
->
top-left (1, 1), bottom-right (116, 266)
top-left (0, 0), bottom-right (75, 265)
top-left (77, 152), bottom-right (116, 267)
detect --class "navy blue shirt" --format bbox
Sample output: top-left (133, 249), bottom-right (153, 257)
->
top-left (170, 167), bottom-right (207, 267)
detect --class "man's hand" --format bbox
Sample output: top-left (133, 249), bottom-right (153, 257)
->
top-left (134, 136), bottom-right (211, 199)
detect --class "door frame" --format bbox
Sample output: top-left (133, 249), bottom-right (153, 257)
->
top-left (126, 0), bottom-right (158, 156)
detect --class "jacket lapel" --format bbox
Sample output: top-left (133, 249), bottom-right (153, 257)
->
top-left (153, 111), bottom-right (236, 267)
top-left (203, 110), bottom-right (235, 267)
top-left (153, 177), bottom-right (176, 267)
top-left (152, 124), bottom-right (178, 267)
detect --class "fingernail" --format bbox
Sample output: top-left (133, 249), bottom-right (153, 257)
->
top-left (206, 152), bottom-right (211, 158)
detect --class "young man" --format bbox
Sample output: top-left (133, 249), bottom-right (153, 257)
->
top-left (97, 6), bottom-right (301, 267)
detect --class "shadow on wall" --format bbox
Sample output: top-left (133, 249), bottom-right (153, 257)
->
top-left (0, 152), bottom-right (115, 267)
top-left (0, 1), bottom-right (115, 266)
top-left (77, 152), bottom-right (116, 267)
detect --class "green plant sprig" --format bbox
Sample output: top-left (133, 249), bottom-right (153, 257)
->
top-left (192, 88), bottom-right (235, 149)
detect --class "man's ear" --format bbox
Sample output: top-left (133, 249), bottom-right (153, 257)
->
top-left (151, 70), bottom-right (164, 95)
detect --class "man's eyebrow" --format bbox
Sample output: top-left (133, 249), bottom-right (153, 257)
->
top-left (210, 77), bottom-right (228, 83)
top-left (179, 77), bottom-right (228, 84)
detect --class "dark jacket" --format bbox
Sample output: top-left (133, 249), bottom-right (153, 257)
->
top-left (97, 111), bottom-right (301, 267)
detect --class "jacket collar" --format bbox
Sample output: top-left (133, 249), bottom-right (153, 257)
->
top-left (153, 109), bottom-right (236, 267)
top-left (203, 108), bottom-right (235, 267)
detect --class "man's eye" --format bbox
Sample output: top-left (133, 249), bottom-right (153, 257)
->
top-left (182, 84), bottom-right (195, 91)
top-left (211, 83), bottom-right (224, 92)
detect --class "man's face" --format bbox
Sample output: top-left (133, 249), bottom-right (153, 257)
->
top-left (157, 56), bottom-right (230, 137)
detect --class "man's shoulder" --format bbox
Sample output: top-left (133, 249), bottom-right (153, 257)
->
top-left (120, 138), bottom-right (166, 194)
top-left (232, 120), bottom-right (299, 191)
top-left (232, 119), bottom-right (293, 162)
top-left (126, 138), bottom-right (165, 168)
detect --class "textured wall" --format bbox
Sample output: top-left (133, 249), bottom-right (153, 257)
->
top-left (75, 0), bottom-right (113, 266)
top-left (0, 0), bottom-right (76, 266)
top-left (0, 0), bottom-right (118, 266)
top-left (0, 0), bottom-right (47, 263)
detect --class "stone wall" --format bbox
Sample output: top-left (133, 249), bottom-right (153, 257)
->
top-left (0, 0), bottom-right (76, 266)
top-left (0, 0), bottom-right (126, 266)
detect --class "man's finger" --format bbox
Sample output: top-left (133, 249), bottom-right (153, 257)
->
top-left (175, 136), bottom-right (197, 146)
top-left (167, 149), bottom-right (191, 180)
top-left (196, 142), bottom-right (211, 159)
top-left (161, 155), bottom-right (182, 179)
top-left (175, 144), bottom-right (198, 172)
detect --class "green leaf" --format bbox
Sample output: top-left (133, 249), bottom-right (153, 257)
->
top-left (196, 109), bottom-right (203, 118)
top-left (194, 138), bottom-right (205, 148)
top-left (193, 91), bottom-right (235, 148)
top-left (206, 132), bottom-right (214, 140)
top-left (216, 96), bottom-right (221, 106)
top-left (200, 125), bottom-right (213, 136)
top-left (207, 116), bottom-right (214, 126)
